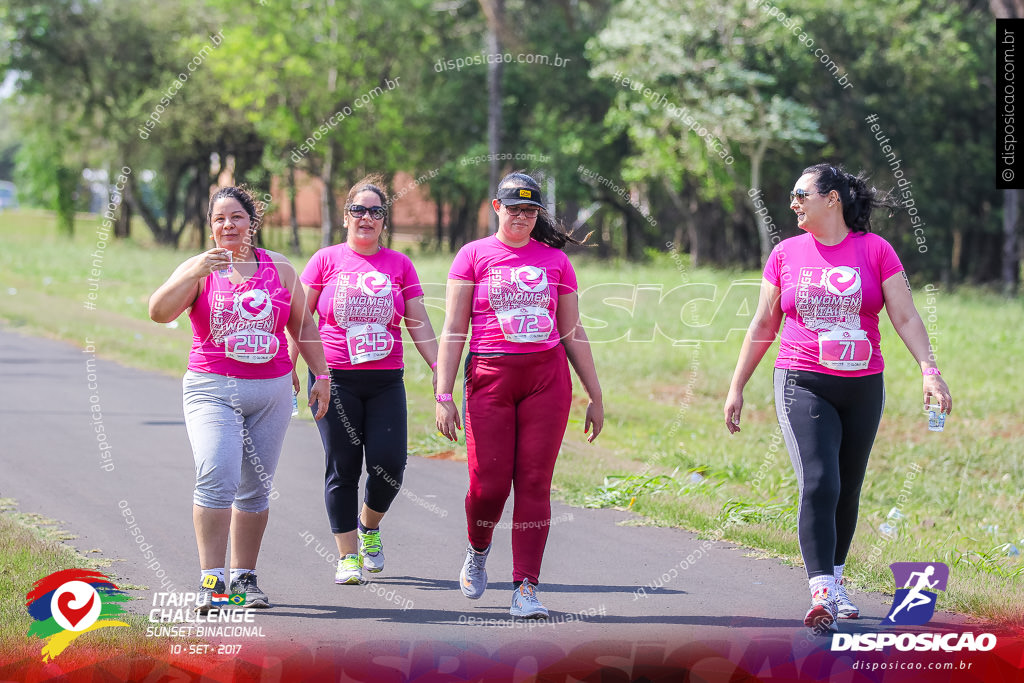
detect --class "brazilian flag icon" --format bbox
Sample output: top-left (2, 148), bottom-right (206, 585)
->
top-left (228, 593), bottom-right (246, 606)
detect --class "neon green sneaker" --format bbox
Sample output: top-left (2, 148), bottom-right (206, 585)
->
top-left (358, 527), bottom-right (384, 573)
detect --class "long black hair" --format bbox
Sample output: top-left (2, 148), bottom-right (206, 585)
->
top-left (803, 163), bottom-right (902, 233)
top-left (497, 171), bottom-right (587, 249)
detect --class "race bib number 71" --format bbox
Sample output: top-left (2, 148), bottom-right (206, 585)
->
top-left (818, 329), bottom-right (871, 371)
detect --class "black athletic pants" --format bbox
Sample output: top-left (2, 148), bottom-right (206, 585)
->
top-left (310, 368), bottom-right (407, 534)
top-left (774, 368), bottom-right (885, 578)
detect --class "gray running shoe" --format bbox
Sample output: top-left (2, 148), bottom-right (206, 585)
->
top-left (358, 527), bottom-right (385, 573)
top-left (230, 571), bottom-right (271, 608)
top-left (459, 544), bottom-right (489, 599)
top-left (195, 576), bottom-right (226, 613)
top-left (509, 581), bottom-right (549, 619)
top-left (835, 577), bottom-right (859, 619)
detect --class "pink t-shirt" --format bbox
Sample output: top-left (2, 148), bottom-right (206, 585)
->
top-left (449, 235), bottom-right (578, 354)
top-left (763, 231), bottom-right (904, 377)
top-left (188, 248), bottom-right (293, 379)
top-left (301, 245), bottom-right (424, 370)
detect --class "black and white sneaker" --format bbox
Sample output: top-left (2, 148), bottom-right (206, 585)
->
top-left (230, 571), bottom-right (271, 608)
top-left (195, 576), bottom-right (226, 613)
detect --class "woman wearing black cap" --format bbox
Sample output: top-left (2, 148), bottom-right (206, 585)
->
top-left (435, 171), bottom-right (603, 618)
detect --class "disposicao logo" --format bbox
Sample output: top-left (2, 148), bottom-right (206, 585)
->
top-left (26, 569), bottom-right (130, 661)
top-left (886, 562), bottom-right (948, 626)
top-left (831, 562), bottom-right (997, 653)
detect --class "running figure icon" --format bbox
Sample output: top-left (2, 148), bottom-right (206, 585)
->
top-left (888, 564), bottom-right (940, 623)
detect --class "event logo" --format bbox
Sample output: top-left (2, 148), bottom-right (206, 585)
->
top-left (823, 266), bottom-right (861, 297)
top-left (235, 289), bottom-right (273, 322)
top-left (358, 271), bottom-right (392, 297)
top-left (26, 569), bottom-right (130, 661)
top-left (511, 266), bottom-right (548, 293)
top-left (886, 562), bottom-right (949, 625)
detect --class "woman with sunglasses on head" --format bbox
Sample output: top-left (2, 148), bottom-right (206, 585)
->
top-left (295, 174), bottom-right (439, 585)
top-left (724, 163), bottom-right (952, 634)
top-left (150, 186), bottom-right (331, 612)
top-left (435, 171), bottom-right (604, 619)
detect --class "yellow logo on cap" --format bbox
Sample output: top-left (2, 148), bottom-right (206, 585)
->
top-left (519, 189), bottom-right (531, 198)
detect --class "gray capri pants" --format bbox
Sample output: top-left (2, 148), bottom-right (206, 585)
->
top-left (183, 370), bottom-right (293, 512)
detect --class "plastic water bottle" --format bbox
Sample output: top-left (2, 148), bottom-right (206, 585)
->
top-left (217, 251), bottom-right (233, 278)
top-left (879, 507), bottom-right (905, 540)
top-left (291, 392), bottom-right (299, 417)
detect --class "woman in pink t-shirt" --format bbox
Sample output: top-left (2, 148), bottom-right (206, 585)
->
top-left (150, 186), bottom-right (331, 613)
top-left (724, 164), bottom-right (952, 634)
top-left (294, 175), bottom-right (439, 586)
top-left (435, 171), bottom-right (604, 619)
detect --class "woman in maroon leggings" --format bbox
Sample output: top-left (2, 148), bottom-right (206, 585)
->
top-left (435, 171), bottom-right (603, 619)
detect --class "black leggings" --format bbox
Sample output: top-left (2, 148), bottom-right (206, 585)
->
top-left (774, 368), bottom-right (885, 579)
top-left (311, 368), bottom-right (407, 534)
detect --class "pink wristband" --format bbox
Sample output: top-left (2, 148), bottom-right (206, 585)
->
top-left (315, 374), bottom-right (331, 381)
top-left (435, 393), bottom-right (453, 403)
top-left (430, 361), bottom-right (438, 370)
top-left (922, 368), bottom-right (941, 376)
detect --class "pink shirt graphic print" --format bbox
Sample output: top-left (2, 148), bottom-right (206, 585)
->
top-left (764, 232), bottom-right (903, 377)
top-left (449, 235), bottom-right (577, 354)
top-left (332, 270), bottom-right (397, 364)
top-left (487, 265), bottom-right (554, 343)
top-left (300, 245), bottom-right (423, 370)
top-left (188, 248), bottom-right (292, 379)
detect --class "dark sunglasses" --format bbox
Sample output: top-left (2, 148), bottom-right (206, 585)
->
top-left (789, 189), bottom-right (819, 202)
top-left (348, 204), bottom-right (386, 220)
top-left (504, 205), bottom-right (539, 218)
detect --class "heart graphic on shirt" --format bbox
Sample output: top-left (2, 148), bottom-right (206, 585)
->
top-left (824, 266), bottom-right (861, 297)
top-left (511, 266), bottom-right (548, 293)
top-left (50, 581), bottom-right (101, 632)
top-left (235, 289), bottom-right (273, 321)
top-left (358, 271), bottom-right (392, 297)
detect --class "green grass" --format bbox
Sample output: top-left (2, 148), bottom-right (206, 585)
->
top-left (1, 208), bottom-right (1021, 627)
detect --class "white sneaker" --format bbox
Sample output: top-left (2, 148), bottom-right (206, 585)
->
top-left (835, 577), bottom-right (859, 619)
top-left (335, 553), bottom-right (363, 585)
top-left (804, 586), bottom-right (838, 634)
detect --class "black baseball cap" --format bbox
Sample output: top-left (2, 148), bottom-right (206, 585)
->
top-left (496, 186), bottom-right (545, 209)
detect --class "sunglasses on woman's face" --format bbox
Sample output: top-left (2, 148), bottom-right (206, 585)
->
top-left (504, 205), bottom-right (539, 218)
top-left (348, 204), bottom-right (386, 220)
top-left (789, 189), bottom-right (819, 203)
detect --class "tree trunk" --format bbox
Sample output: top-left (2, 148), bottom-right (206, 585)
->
top-left (748, 139), bottom-right (771, 262)
top-left (288, 164), bottom-right (300, 254)
top-left (320, 144), bottom-right (335, 249)
top-left (1002, 189), bottom-right (1020, 295)
top-left (55, 165), bottom-right (77, 237)
top-left (435, 192), bottom-right (445, 249)
top-left (126, 173), bottom-right (168, 244)
top-left (484, 0), bottom-right (504, 235)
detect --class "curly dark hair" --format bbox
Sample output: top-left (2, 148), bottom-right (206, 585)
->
top-left (207, 186), bottom-right (265, 231)
top-left (803, 163), bottom-right (902, 233)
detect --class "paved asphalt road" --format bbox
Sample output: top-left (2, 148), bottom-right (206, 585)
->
top-left (0, 326), bottom-right (990, 677)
